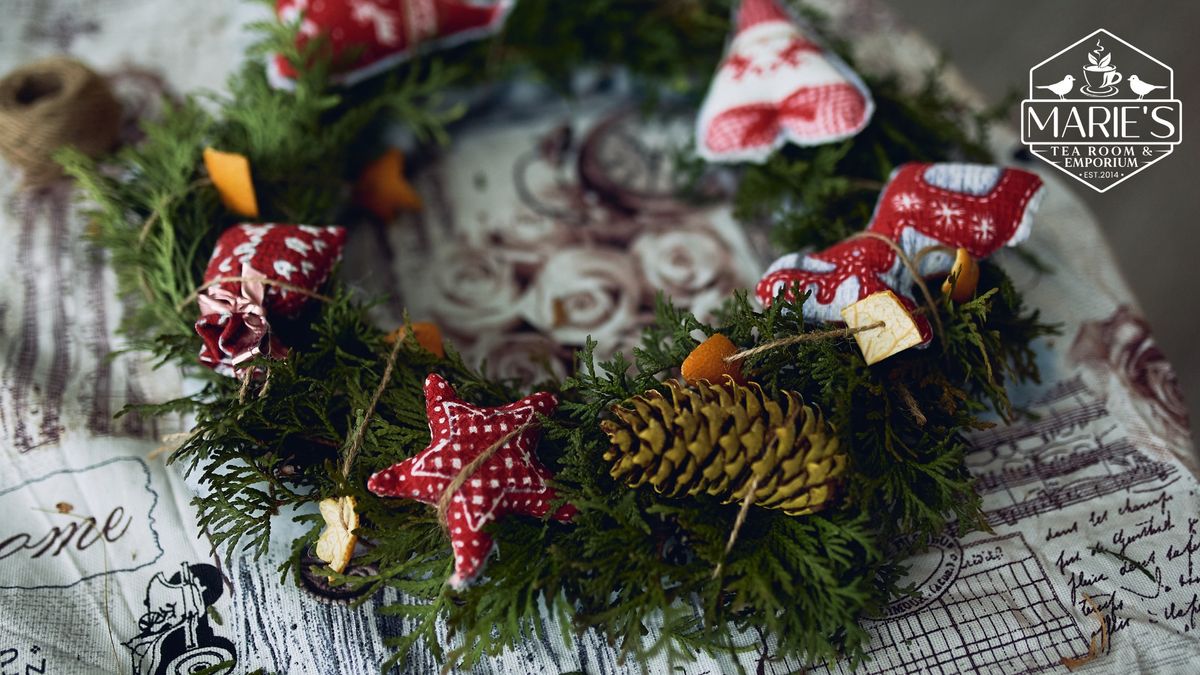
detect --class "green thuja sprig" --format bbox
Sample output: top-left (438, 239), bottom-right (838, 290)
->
top-left (61, 1), bottom-right (1058, 672)
top-left (61, 16), bottom-right (462, 367)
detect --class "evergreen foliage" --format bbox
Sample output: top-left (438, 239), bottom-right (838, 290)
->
top-left (61, 2), bottom-right (1055, 671)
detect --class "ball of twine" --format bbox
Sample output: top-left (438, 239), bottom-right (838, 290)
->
top-left (0, 56), bottom-right (121, 186)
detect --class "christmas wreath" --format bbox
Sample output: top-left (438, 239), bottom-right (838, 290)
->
top-left (62, 0), bottom-right (1055, 671)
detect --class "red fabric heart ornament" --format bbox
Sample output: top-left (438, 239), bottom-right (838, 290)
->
top-left (756, 163), bottom-right (1045, 343)
top-left (695, 0), bottom-right (874, 163)
top-left (269, 0), bottom-right (515, 88)
top-left (196, 223), bottom-right (346, 375)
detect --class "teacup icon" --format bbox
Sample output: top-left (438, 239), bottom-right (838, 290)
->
top-left (1083, 65), bottom-right (1122, 93)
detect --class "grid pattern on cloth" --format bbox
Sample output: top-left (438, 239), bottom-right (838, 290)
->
top-left (704, 83), bottom-right (868, 153)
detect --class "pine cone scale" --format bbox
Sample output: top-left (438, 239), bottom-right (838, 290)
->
top-left (603, 377), bottom-right (847, 516)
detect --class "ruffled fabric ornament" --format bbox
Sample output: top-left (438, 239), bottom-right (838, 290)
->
top-left (196, 223), bottom-right (346, 374)
top-left (195, 265), bottom-right (288, 373)
top-left (756, 163), bottom-right (1045, 342)
top-left (695, 0), bottom-right (874, 163)
top-left (367, 374), bottom-right (575, 589)
top-left (269, 0), bottom-right (515, 88)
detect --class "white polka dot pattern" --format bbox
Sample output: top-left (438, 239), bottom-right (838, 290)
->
top-left (202, 223), bottom-right (346, 318)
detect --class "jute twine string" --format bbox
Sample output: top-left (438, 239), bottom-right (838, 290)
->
top-left (258, 365), bottom-right (274, 398)
top-left (233, 364), bottom-right (276, 406)
top-left (1062, 593), bottom-right (1108, 670)
top-left (176, 275), bottom-right (335, 312)
top-left (339, 335), bottom-right (406, 478)
top-left (724, 321), bottom-right (886, 364)
top-left (237, 368), bottom-right (256, 405)
top-left (712, 473), bottom-right (760, 580)
top-left (0, 56), bottom-right (121, 186)
top-left (850, 231), bottom-right (945, 340)
top-left (894, 379), bottom-right (927, 427)
top-left (912, 243), bottom-right (955, 272)
top-left (726, 238), bottom-right (956, 367)
top-left (435, 421), bottom-right (532, 532)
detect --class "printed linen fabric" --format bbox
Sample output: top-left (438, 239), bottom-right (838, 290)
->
top-left (1, 1), bottom-right (1199, 674)
top-left (358, 103), bottom-right (763, 380)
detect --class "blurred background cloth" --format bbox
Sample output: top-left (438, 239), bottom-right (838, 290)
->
top-left (0, 1), bottom-right (1198, 674)
top-left (893, 0), bottom-right (1200, 447)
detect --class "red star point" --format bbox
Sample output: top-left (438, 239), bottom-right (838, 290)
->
top-left (367, 373), bottom-right (575, 588)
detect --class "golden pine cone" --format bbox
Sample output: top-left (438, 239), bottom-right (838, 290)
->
top-left (601, 377), bottom-right (846, 516)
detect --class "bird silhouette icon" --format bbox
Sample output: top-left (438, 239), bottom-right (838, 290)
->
top-left (1128, 75), bottom-right (1167, 99)
top-left (1036, 75), bottom-right (1075, 100)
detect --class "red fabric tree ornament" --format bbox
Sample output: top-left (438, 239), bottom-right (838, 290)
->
top-left (695, 0), bottom-right (874, 163)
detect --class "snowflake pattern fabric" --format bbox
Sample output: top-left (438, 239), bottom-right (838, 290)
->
top-left (756, 163), bottom-right (1045, 341)
top-left (367, 374), bottom-right (576, 588)
top-left (269, 0), bottom-right (515, 88)
top-left (695, 0), bottom-right (874, 163)
top-left (196, 223), bottom-right (346, 374)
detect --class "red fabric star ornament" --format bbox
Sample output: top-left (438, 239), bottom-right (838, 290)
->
top-left (367, 373), bottom-right (576, 589)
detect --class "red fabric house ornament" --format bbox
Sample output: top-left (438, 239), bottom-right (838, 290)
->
top-left (756, 163), bottom-right (1045, 342)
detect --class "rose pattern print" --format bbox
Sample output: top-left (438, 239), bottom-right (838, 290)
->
top-left (469, 332), bottom-right (573, 388)
top-left (382, 106), bottom-right (761, 382)
top-left (523, 247), bottom-right (641, 347)
top-left (1070, 305), bottom-right (1194, 462)
top-left (632, 222), bottom-right (745, 320)
top-left (425, 246), bottom-right (525, 335)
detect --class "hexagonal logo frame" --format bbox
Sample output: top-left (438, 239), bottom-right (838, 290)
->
top-left (1021, 29), bottom-right (1182, 192)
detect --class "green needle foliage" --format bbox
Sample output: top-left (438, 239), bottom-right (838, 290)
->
top-left (61, 2), bottom-right (1056, 672)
